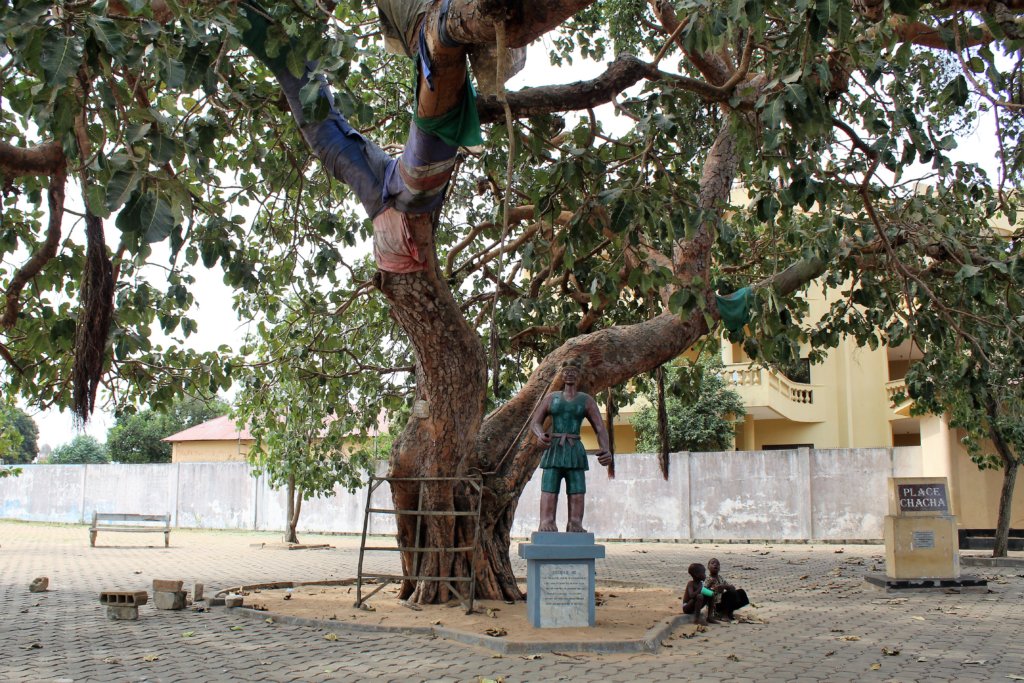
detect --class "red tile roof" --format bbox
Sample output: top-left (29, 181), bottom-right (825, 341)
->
top-left (163, 415), bottom-right (253, 443)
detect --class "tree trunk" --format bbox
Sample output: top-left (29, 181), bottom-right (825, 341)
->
top-left (993, 460), bottom-right (1018, 557)
top-left (284, 474), bottom-right (300, 544)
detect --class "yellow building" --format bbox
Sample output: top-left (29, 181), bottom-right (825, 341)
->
top-left (164, 415), bottom-right (253, 463)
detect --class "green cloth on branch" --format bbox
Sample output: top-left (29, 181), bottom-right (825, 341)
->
top-left (716, 286), bottom-right (753, 333)
top-left (413, 73), bottom-right (484, 149)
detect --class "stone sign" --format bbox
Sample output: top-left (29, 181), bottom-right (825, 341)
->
top-left (896, 483), bottom-right (949, 513)
top-left (539, 563), bottom-right (588, 627)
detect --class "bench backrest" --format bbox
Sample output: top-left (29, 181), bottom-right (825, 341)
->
top-left (92, 512), bottom-right (170, 525)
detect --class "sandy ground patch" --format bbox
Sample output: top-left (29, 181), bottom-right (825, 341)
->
top-left (236, 581), bottom-right (694, 642)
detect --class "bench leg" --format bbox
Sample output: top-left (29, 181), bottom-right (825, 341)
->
top-left (164, 532), bottom-right (169, 548)
top-left (89, 530), bottom-right (97, 547)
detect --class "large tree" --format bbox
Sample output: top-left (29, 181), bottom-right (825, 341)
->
top-left (1, 1), bottom-right (1022, 602)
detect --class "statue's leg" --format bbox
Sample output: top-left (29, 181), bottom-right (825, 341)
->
top-left (566, 494), bottom-right (586, 533)
top-left (565, 469), bottom-right (587, 532)
top-left (539, 492), bottom-right (558, 532)
top-left (538, 468), bottom-right (560, 532)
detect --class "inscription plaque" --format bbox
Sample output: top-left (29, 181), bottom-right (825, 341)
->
top-left (539, 563), bottom-right (588, 627)
top-left (897, 483), bottom-right (949, 513)
top-left (912, 530), bottom-right (936, 549)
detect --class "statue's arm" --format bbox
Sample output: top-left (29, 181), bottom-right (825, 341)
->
top-left (584, 395), bottom-right (611, 458)
top-left (530, 393), bottom-right (554, 445)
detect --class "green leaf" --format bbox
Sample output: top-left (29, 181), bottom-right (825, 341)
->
top-left (116, 191), bottom-right (175, 244)
top-left (105, 168), bottom-right (142, 212)
top-left (41, 34), bottom-right (84, 87)
top-left (86, 16), bottom-right (125, 55)
top-left (148, 134), bottom-right (178, 166)
top-left (939, 75), bottom-right (969, 107)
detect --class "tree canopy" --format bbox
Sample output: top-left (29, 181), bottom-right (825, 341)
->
top-left (106, 395), bottom-right (228, 463)
top-left (633, 357), bottom-right (746, 453)
top-left (49, 434), bottom-right (109, 464)
top-left (1, 0), bottom-right (1022, 600)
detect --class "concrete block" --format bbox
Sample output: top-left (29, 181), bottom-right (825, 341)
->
top-left (193, 582), bottom-right (204, 602)
top-left (154, 590), bottom-right (187, 610)
top-left (106, 604), bottom-right (139, 620)
top-left (224, 594), bottom-right (243, 608)
top-left (208, 595), bottom-right (226, 607)
top-left (99, 590), bottom-right (148, 606)
top-left (29, 577), bottom-right (48, 593)
top-left (518, 533), bottom-right (604, 628)
top-left (152, 579), bottom-right (183, 592)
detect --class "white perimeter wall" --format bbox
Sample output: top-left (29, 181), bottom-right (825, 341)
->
top-left (0, 448), bottom-right (924, 541)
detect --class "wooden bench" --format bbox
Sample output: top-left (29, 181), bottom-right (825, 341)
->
top-left (89, 512), bottom-right (171, 547)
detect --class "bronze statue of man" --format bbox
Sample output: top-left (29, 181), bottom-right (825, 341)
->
top-left (529, 358), bottom-right (613, 533)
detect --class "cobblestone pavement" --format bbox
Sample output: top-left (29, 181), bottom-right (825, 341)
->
top-left (1, 521), bottom-right (1022, 682)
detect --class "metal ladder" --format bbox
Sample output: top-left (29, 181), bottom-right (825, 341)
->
top-left (355, 475), bottom-right (483, 614)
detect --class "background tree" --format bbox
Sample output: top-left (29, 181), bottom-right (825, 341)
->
top-left (0, 401), bottom-right (26, 464)
top-left (905, 330), bottom-right (1024, 557)
top-left (0, 405), bottom-right (37, 464)
top-left (0, 1), bottom-right (1022, 602)
top-left (49, 435), bottom-right (110, 465)
top-left (107, 395), bottom-right (228, 463)
top-left (235, 332), bottom-right (385, 542)
top-left (633, 358), bottom-right (746, 453)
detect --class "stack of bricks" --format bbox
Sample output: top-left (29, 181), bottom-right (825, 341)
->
top-left (152, 579), bottom-right (187, 610)
top-left (99, 591), bottom-right (148, 620)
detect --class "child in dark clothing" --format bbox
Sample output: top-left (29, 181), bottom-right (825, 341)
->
top-left (704, 557), bottom-right (750, 621)
top-left (681, 562), bottom-right (718, 625)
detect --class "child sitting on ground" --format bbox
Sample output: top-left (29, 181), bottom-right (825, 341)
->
top-left (681, 562), bottom-right (717, 625)
top-left (704, 557), bottom-right (750, 621)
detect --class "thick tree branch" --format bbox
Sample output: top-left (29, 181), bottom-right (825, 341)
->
top-left (0, 140), bottom-right (65, 178)
top-left (1, 165), bottom-right (67, 328)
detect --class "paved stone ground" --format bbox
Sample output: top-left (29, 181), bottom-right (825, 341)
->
top-left (1, 521), bottom-right (1022, 683)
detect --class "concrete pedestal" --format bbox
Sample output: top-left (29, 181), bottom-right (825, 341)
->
top-left (884, 514), bottom-right (960, 580)
top-left (517, 532), bottom-right (605, 628)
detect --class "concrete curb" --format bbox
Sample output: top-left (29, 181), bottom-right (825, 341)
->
top-left (223, 579), bottom-right (691, 655)
top-left (961, 555), bottom-right (1024, 568)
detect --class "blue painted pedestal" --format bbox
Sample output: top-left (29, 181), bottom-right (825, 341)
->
top-left (517, 532), bottom-right (606, 628)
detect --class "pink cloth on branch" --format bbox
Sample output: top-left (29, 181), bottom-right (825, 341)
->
top-left (372, 208), bottom-right (427, 273)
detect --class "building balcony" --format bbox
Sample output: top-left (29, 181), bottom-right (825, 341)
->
top-left (721, 364), bottom-right (827, 423)
top-left (885, 378), bottom-right (914, 417)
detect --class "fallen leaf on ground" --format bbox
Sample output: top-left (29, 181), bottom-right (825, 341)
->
top-left (882, 647), bottom-right (900, 656)
top-left (486, 608), bottom-right (498, 618)
top-left (181, 631), bottom-right (195, 638)
top-left (677, 623), bottom-right (706, 638)
top-left (799, 575), bottom-right (810, 580)
top-left (910, 616), bottom-right (925, 621)
top-left (824, 651), bottom-right (835, 657)
top-left (229, 626), bottom-right (243, 631)
top-left (522, 655), bottom-right (542, 660)
top-left (265, 618), bottom-right (274, 624)
top-left (432, 619), bottom-right (442, 626)
top-left (143, 654), bottom-right (159, 662)
top-left (963, 659), bottom-right (988, 665)
top-left (359, 603), bottom-right (376, 612)
top-left (324, 633), bottom-right (338, 641)
top-left (478, 677), bottom-right (505, 683)
top-left (22, 643), bottom-right (42, 650)
top-left (838, 635), bottom-right (861, 641)
top-left (259, 661), bottom-right (272, 665)
top-left (1005, 675), bottom-right (1024, 681)
top-left (400, 600), bottom-right (422, 612)
top-left (102, 657), bottom-right (120, 665)
top-left (870, 663), bottom-right (881, 670)
top-left (917, 657), bottom-right (928, 662)
top-left (484, 627), bottom-right (507, 637)
top-left (726, 654), bottom-right (739, 662)
top-left (834, 548), bottom-right (845, 554)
